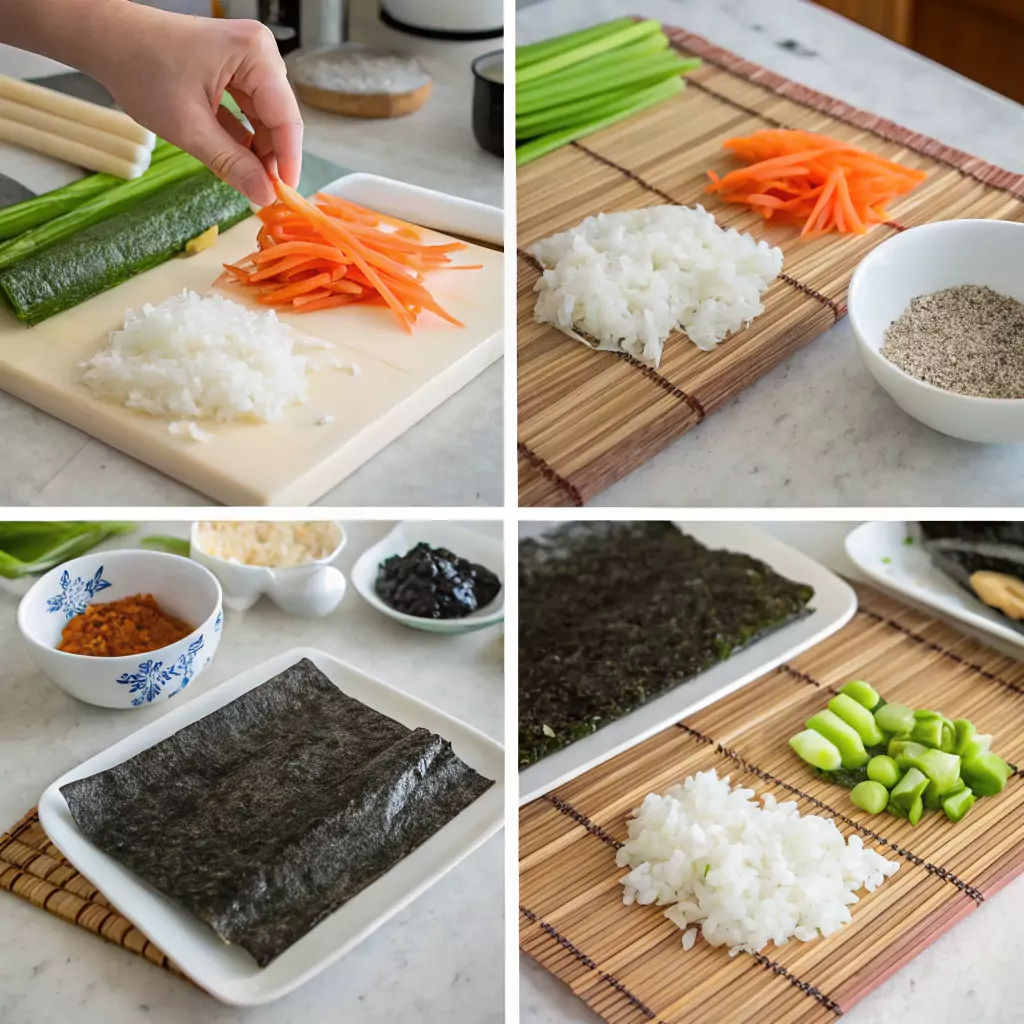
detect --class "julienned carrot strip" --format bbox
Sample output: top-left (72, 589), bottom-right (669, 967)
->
top-left (296, 294), bottom-right (362, 312)
top-left (251, 241), bottom-right (347, 264)
top-left (259, 272), bottom-right (332, 302)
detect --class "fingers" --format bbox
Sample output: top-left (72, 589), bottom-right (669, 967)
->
top-left (184, 102), bottom-right (276, 206)
top-left (216, 104), bottom-right (255, 149)
top-left (235, 63), bottom-right (304, 189)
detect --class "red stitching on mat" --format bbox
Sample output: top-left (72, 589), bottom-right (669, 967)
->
top-left (778, 272), bottom-right (844, 322)
top-left (517, 441), bottom-right (584, 507)
top-left (615, 352), bottom-right (707, 419)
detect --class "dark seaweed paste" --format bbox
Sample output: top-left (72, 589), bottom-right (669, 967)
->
top-left (375, 542), bottom-right (502, 619)
top-left (518, 522), bottom-right (814, 768)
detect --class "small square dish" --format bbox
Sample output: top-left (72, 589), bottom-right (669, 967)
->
top-left (38, 647), bottom-right (504, 1006)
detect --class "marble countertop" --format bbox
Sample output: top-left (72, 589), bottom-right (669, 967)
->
top-left (518, 0), bottom-right (1024, 508)
top-left (0, 0), bottom-right (503, 508)
top-left (521, 516), bottom-right (1024, 1024)
top-left (0, 520), bottom-right (504, 1024)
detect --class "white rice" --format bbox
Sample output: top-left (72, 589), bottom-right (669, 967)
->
top-left (616, 770), bottom-right (899, 955)
top-left (529, 206), bottom-right (783, 368)
top-left (79, 290), bottom-right (321, 428)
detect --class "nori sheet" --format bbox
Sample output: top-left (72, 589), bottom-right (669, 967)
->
top-left (61, 658), bottom-right (493, 966)
top-left (519, 522), bottom-right (814, 768)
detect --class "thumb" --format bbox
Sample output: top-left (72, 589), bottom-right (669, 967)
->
top-left (183, 103), bottom-right (276, 206)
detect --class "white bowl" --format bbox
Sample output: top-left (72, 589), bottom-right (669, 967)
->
top-left (190, 522), bottom-right (347, 617)
top-left (849, 219), bottom-right (1024, 442)
top-left (18, 550), bottom-right (223, 710)
top-left (352, 522), bottom-right (504, 634)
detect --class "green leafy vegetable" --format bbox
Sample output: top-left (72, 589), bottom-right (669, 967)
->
top-left (0, 522), bottom-right (136, 578)
top-left (140, 535), bottom-right (191, 557)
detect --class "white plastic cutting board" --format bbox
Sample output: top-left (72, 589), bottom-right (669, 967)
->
top-left (0, 174), bottom-right (504, 505)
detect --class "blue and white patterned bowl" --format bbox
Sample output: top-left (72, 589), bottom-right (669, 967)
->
top-left (18, 550), bottom-right (223, 710)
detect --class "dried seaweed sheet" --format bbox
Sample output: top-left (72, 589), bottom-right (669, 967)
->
top-left (61, 658), bottom-right (493, 966)
top-left (519, 522), bottom-right (814, 767)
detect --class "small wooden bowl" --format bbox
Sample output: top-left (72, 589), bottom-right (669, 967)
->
top-left (295, 79), bottom-right (432, 119)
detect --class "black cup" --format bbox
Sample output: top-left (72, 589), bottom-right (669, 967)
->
top-left (471, 50), bottom-right (503, 158)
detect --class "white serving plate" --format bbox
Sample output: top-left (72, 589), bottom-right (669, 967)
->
top-left (352, 521), bottom-right (504, 634)
top-left (846, 521), bottom-right (1024, 660)
top-left (518, 523), bottom-right (857, 805)
top-left (38, 647), bottom-right (504, 1006)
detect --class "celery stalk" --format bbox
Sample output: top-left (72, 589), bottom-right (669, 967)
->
top-left (516, 17), bottom-right (638, 69)
top-left (517, 20), bottom-right (664, 86)
top-left (517, 78), bottom-right (682, 140)
top-left (516, 79), bottom-right (684, 165)
top-left (517, 54), bottom-right (697, 117)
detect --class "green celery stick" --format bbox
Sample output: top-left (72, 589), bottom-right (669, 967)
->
top-left (516, 79), bottom-right (684, 166)
top-left (518, 19), bottom-right (662, 84)
top-left (516, 17), bottom-right (636, 68)
top-left (517, 78), bottom-right (682, 140)
top-left (516, 53), bottom-right (697, 116)
top-left (0, 150), bottom-right (203, 272)
top-left (516, 33), bottom-right (670, 100)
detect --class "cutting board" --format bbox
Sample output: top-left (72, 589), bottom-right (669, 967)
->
top-left (0, 177), bottom-right (503, 506)
top-left (520, 584), bottom-right (1024, 1023)
top-left (517, 24), bottom-right (1024, 505)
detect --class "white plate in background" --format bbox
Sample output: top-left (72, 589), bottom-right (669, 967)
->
top-left (846, 521), bottom-right (1024, 660)
top-left (518, 522), bottom-right (857, 805)
top-left (39, 646), bottom-right (504, 1006)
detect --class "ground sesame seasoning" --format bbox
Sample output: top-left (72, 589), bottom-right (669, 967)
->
top-left (880, 285), bottom-right (1024, 399)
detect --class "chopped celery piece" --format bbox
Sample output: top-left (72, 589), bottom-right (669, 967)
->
top-left (806, 710), bottom-right (868, 769)
top-left (867, 755), bottom-right (900, 789)
top-left (960, 735), bottom-right (992, 762)
top-left (907, 795), bottom-right (924, 825)
top-left (890, 767), bottom-right (929, 815)
top-left (953, 719), bottom-right (976, 755)
top-left (909, 711), bottom-right (949, 750)
top-left (907, 747), bottom-right (961, 793)
top-left (789, 729), bottom-right (841, 771)
top-left (961, 753), bottom-right (1011, 796)
top-left (828, 693), bottom-right (884, 746)
top-left (839, 679), bottom-right (879, 710)
top-left (942, 787), bottom-right (976, 823)
top-left (850, 780), bottom-right (888, 814)
top-left (516, 17), bottom-right (637, 68)
top-left (875, 703), bottom-right (915, 736)
top-left (888, 737), bottom-right (928, 768)
top-left (517, 20), bottom-right (664, 86)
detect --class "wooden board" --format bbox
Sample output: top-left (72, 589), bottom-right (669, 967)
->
top-left (0, 217), bottom-right (503, 506)
top-left (517, 25), bottom-right (1024, 506)
top-left (520, 584), bottom-right (1024, 1022)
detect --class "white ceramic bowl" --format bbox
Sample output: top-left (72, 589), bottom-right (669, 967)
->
top-left (352, 522), bottom-right (504, 634)
top-left (18, 550), bottom-right (222, 710)
top-left (190, 522), bottom-right (347, 617)
top-left (849, 219), bottom-right (1024, 442)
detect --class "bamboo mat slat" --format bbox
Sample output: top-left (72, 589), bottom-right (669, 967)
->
top-left (520, 584), bottom-right (1024, 1022)
top-left (0, 807), bottom-right (189, 982)
top-left (517, 24), bottom-right (1024, 506)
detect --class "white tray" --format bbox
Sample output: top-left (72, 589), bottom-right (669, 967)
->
top-left (846, 521), bottom-right (1024, 661)
top-left (518, 523), bottom-right (857, 805)
top-left (38, 647), bottom-right (504, 1006)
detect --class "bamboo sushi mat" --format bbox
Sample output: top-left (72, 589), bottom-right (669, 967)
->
top-left (0, 807), bottom-right (186, 982)
top-left (517, 24), bottom-right (1024, 506)
top-left (519, 584), bottom-right (1024, 1023)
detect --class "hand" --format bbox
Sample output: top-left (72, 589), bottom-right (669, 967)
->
top-left (95, 10), bottom-right (303, 206)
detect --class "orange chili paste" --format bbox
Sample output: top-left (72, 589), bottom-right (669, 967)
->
top-left (59, 593), bottom-right (192, 658)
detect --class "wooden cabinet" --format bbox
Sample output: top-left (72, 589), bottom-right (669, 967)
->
top-left (813, 0), bottom-right (1024, 103)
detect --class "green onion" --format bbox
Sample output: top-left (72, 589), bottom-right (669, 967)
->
top-left (0, 149), bottom-right (203, 272)
top-left (0, 141), bottom-right (176, 242)
top-left (828, 693), bottom-right (885, 747)
top-left (839, 679), bottom-right (880, 710)
top-left (866, 755), bottom-right (900, 789)
top-left (516, 17), bottom-right (636, 69)
top-left (517, 19), bottom-right (663, 86)
top-left (850, 780), bottom-right (888, 814)
top-left (789, 729), bottom-right (841, 771)
top-left (516, 78), bottom-right (684, 166)
top-left (0, 522), bottom-right (136, 578)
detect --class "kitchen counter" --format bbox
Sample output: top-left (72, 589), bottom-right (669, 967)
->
top-left (517, 0), bottom-right (1024, 508)
top-left (0, 0), bottom-right (503, 507)
top-left (0, 521), bottom-right (504, 1024)
top-left (520, 515), bottom-right (1024, 1024)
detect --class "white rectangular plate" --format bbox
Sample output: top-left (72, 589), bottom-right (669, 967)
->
top-left (38, 647), bottom-right (504, 1006)
top-left (518, 523), bottom-right (857, 805)
top-left (846, 521), bottom-right (1024, 660)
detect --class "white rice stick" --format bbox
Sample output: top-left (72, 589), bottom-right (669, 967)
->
top-left (0, 75), bottom-right (154, 148)
top-left (529, 205), bottom-right (783, 369)
top-left (0, 116), bottom-right (148, 179)
top-left (0, 98), bottom-right (151, 167)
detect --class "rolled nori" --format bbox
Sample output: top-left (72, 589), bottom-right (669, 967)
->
top-left (61, 658), bottom-right (493, 966)
top-left (519, 522), bottom-right (814, 767)
top-left (0, 170), bottom-right (250, 325)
